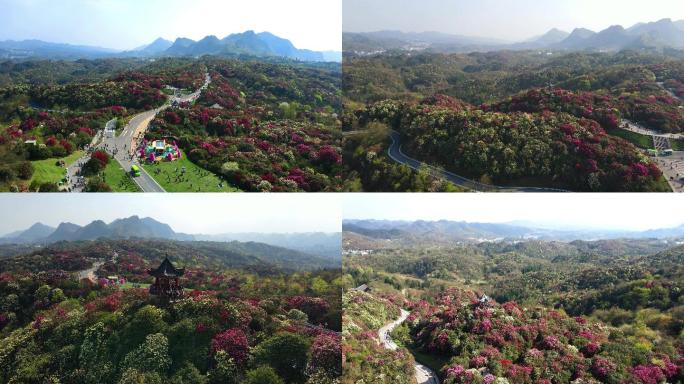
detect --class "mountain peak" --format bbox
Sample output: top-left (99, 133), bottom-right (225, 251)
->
top-left (603, 25), bottom-right (625, 33)
top-left (570, 27), bottom-right (595, 35)
top-left (173, 37), bottom-right (195, 44)
top-left (533, 28), bottom-right (570, 44)
top-left (199, 35), bottom-right (220, 42)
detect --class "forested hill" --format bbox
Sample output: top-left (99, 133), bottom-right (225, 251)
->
top-left (0, 238), bottom-right (339, 273)
top-left (343, 219), bottom-right (684, 244)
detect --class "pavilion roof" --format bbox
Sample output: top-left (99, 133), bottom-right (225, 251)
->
top-left (148, 257), bottom-right (185, 278)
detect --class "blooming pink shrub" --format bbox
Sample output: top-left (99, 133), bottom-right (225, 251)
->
top-left (210, 328), bottom-right (249, 367)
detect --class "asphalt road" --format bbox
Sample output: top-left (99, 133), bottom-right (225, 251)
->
top-left (96, 72), bottom-right (211, 192)
top-left (387, 130), bottom-right (566, 192)
top-left (619, 119), bottom-right (684, 140)
top-left (379, 309), bottom-right (440, 384)
top-left (99, 109), bottom-right (165, 192)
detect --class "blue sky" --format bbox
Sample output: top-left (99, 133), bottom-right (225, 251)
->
top-left (344, 0), bottom-right (684, 41)
top-left (0, 0), bottom-right (341, 51)
top-left (0, 194), bottom-right (341, 235)
top-left (343, 194), bottom-right (684, 231)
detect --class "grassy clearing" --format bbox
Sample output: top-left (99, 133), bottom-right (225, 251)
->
top-left (30, 151), bottom-right (83, 185)
top-left (607, 128), bottom-right (654, 149)
top-left (142, 150), bottom-right (239, 192)
top-left (654, 176), bottom-right (673, 192)
top-left (671, 139), bottom-right (684, 151)
top-left (120, 282), bottom-right (150, 290)
top-left (102, 161), bottom-right (141, 192)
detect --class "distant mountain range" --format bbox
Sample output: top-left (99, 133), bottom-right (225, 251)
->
top-left (1, 216), bottom-right (194, 244)
top-left (344, 18), bottom-right (684, 54)
top-left (343, 219), bottom-right (684, 245)
top-left (0, 216), bottom-right (341, 261)
top-left (0, 31), bottom-right (340, 62)
top-left (195, 232), bottom-right (341, 260)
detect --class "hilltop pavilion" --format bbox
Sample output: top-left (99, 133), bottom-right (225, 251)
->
top-left (147, 257), bottom-right (184, 300)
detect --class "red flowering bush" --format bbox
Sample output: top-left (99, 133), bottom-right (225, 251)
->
top-left (83, 150), bottom-right (110, 175)
top-left (286, 296), bottom-right (330, 325)
top-left (490, 88), bottom-right (621, 130)
top-left (307, 332), bottom-right (341, 377)
top-left (631, 364), bottom-right (666, 384)
top-left (541, 335), bottom-right (562, 350)
top-left (210, 328), bottom-right (250, 368)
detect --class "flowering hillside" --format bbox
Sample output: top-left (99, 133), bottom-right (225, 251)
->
top-left (0, 239), bottom-right (341, 383)
top-left (343, 50), bottom-right (684, 191)
top-left (405, 288), bottom-right (682, 384)
top-left (358, 95), bottom-right (665, 191)
top-left (342, 290), bottom-right (415, 384)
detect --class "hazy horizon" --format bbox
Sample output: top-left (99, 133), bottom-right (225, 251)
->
top-left (343, 0), bottom-right (684, 42)
top-left (0, 194), bottom-right (341, 236)
top-left (0, 0), bottom-right (341, 52)
top-left (343, 194), bottom-right (684, 232)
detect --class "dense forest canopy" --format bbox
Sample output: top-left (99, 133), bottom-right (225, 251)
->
top-left (343, 50), bottom-right (684, 191)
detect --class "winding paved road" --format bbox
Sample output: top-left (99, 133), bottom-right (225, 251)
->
top-left (379, 309), bottom-right (439, 384)
top-left (387, 131), bottom-right (566, 192)
top-left (657, 82), bottom-right (683, 103)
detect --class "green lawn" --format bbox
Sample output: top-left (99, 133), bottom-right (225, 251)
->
top-left (120, 282), bottom-right (150, 290)
top-left (671, 138), bottom-right (684, 151)
top-left (141, 150), bottom-right (239, 192)
top-left (607, 128), bottom-right (654, 149)
top-left (30, 151), bottom-right (83, 185)
top-left (102, 161), bottom-right (141, 192)
top-left (655, 176), bottom-right (673, 192)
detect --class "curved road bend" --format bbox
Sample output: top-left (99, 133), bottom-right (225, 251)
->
top-left (379, 309), bottom-right (440, 384)
top-left (656, 81), bottom-right (683, 103)
top-left (387, 131), bottom-right (566, 192)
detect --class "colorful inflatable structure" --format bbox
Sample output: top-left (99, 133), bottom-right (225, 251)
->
top-left (140, 139), bottom-right (182, 162)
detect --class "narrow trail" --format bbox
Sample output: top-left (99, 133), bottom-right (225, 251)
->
top-left (77, 261), bottom-right (104, 282)
top-left (656, 81), bottom-right (683, 103)
top-left (379, 309), bottom-right (440, 384)
top-left (76, 252), bottom-right (118, 282)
